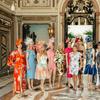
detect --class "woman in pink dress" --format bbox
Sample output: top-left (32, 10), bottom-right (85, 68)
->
top-left (65, 41), bottom-right (73, 88)
top-left (47, 44), bottom-right (56, 87)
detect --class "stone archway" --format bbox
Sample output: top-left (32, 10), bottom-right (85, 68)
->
top-left (58, 0), bottom-right (100, 43)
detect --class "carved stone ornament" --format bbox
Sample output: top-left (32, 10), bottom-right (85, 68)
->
top-left (20, 0), bottom-right (50, 7)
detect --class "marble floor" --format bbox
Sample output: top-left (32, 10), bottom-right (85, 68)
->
top-left (10, 85), bottom-right (100, 100)
top-left (0, 75), bottom-right (100, 100)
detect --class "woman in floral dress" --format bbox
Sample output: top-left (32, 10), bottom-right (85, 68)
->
top-left (7, 39), bottom-right (26, 95)
top-left (77, 39), bottom-right (85, 88)
top-left (35, 41), bottom-right (48, 92)
top-left (70, 45), bottom-right (82, 90)
top-left (55, 44), bottom-right (64, 88)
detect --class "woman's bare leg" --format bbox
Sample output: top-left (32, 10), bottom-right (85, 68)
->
top-left (73, 75), bottom-right (77, 90)
top-left (41, 80), bottom-right (45, 92)
top-left (49, 70), bottom-right (52, 88)
top-left (53, 69), bottom-right (56, 87)
top-left (31, 79), bottom-right (34, 89)
top-left (27, 78), bottom-right (31, 90)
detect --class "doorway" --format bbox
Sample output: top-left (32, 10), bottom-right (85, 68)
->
top-left (22, 23), bottom-right (49, 42)
top-left (64, 0), bottom-right (96, 48)
top-left (0, 30), bottom-right (9, 76)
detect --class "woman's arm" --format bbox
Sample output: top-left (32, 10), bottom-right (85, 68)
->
top-left (26, 52), bottom-right (30, 69)
top-left (65, 53), bottom-right (69, 68)
top-left (92, 49), bottom-right (95, 66)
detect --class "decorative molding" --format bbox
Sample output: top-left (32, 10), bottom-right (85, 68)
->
top-left (20, 0), bottom-right (51, 8)
top-left (22, 16), bottom-right (51, 21)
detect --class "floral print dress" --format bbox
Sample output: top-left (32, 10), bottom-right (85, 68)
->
top-left (35, 53), bottom-right (48, 80)
top-left (70, 52), bottom-right (81, 75)
top-left (55, 49), bottom-right (64, 75)
top-left (7, 50), bottom-right (26, 93)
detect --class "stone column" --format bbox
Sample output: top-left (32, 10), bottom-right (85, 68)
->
top-left (57, 12), bottom-right (64, 44)
top-left (17, 16), bottom-right (23, 38)
top-left (96, 12), bottom-right (100, 42)
top-left (51, 0), bottom-right (53, 7)
top-left (13, 16), bottom-right (19, 49)
top-left (55, 0), bottom-right (57, 7)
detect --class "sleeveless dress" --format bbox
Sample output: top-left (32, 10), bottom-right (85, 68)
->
top-left (84, 48), bottom-right (97, 75)
top-left (35, 54), bottom-right (48, 80)
top-left (55, 49), bottom-right (64, 75)
top-left (78, 50), bottom-right (84, 74)
top-left (70, 52), bottom-right (81, 75)
top-left (47, 49), bottom-right (56, 71)
top-left (64, 47), bottom-right (73, 78)
top-left (26, 50), bottom-right (36, 79)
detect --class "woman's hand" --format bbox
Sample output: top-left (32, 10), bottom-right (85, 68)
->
top-left (27, 65), bottom-right (30, 69)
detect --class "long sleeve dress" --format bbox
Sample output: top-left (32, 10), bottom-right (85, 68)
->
top-left (7, 50), bottom-right (26, 93)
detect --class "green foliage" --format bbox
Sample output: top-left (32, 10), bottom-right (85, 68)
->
top-left (68, 32), bottom-right (75, 38)
top-left (84, 31), bottom-right (93, 36)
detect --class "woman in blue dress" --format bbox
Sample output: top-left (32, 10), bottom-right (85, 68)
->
top-left (25, 37), bottom-right (36, 90)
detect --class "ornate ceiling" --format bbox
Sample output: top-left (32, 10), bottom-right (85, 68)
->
top-left (0, 0), bottom-right (60, 9)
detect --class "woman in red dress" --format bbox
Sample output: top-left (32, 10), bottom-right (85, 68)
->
top-left (65, 41), bottom-right (73, 89)
top-left (7, 39), bottom-right (26, 95)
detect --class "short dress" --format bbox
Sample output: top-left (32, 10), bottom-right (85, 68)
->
top-left (84, 48), bottom-right (97, 75)
top-left (70, 52), bottom-right (81, 75)
top-left (55, 49), bottom-right (64, 75)
top-left (78, 50), bottom-right (84, 74)
top-left (35, 54), bottom-right (48, 80)
top-left (26, 50), bottom-right (36, 79)
top-left (47, 49), bottom-right (56, 71)
top-left (65, 47), bottom-right (73, 78)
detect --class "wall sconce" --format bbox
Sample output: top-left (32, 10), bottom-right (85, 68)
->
top-left (48, 26), bottom-right (54, 37)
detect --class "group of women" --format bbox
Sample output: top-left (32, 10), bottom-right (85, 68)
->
top-left (7, 36), bottom-right (100, 96)
top-left (65, 38), bottom-right (100, 91)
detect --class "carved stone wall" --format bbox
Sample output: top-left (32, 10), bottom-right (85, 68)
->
top-left (0, 9), bottom-right (14, 77)
top-left (20, 0), bottom-right (50, 7)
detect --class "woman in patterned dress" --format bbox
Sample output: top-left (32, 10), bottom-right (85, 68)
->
top-left (7, 39), bottom-right (26, 95)
top-left (84, 42), bottom-right (96, 90)
top-left (35, 41), bottom-right (48, 92)
top-left (96, 42), bottom-right (100, 90)
top-left (77, 39), bottom-right (85, 88)
top-left (55, 44), bottom-right (64, 88)
top-left (69, 45), bottom-right (82, 90)
top-left (47, 43), bottom-right (56, 88)
top-left (25, 37), bottom-right (36, 90)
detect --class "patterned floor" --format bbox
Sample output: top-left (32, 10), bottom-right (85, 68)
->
top-left (1, 74), bottom-right (100, 100)
top-left (51, 88), bottom-right (100, 100)
top-left (10, 85), bottom-right (100, 100)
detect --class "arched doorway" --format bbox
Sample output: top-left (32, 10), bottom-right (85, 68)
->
top-left (64, 0), bottom-right (96, 47)
top-left (59, 0), bottom-right (99, 47)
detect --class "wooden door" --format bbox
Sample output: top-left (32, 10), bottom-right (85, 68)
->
top-left (0, 30), bottom-right (9, 75)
